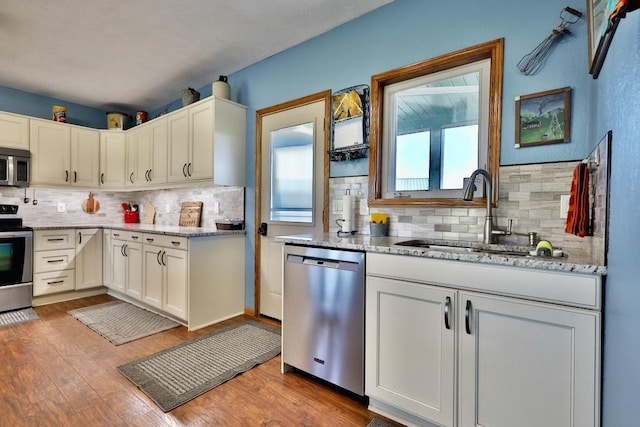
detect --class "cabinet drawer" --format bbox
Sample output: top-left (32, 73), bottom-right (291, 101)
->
top-left (34, 248), bottom-right (76, 273)
top-left (110, 230), bottom-right (143, 243)
top-left (142, 233), bottom-right (187, 249)
top-left (33, 270), bottom-right (75, 296)
top-left (34, 229), bottom-right (75, 251)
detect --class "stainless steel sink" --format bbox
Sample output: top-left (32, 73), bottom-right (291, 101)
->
top-left (394, 239), bottom-right (531, 257)
top-left (394, 240), bottom-right (476, 252)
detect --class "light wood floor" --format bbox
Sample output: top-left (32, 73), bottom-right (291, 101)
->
top-left (0, 294), bottom-right (401, 426)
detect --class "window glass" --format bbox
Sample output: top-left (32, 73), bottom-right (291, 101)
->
top-left (270, 123), bottom-right (314, 223)
top-left (441, 124), bottom-right (479, 189)
top-left (395, 130), bottom-right (430, 191)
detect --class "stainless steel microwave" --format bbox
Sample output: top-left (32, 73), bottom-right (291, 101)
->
top-left (0, 147), bottom-right (30, 187)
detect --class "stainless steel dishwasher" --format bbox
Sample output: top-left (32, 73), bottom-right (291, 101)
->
top-left (282, 244), bottom-right (365, 395)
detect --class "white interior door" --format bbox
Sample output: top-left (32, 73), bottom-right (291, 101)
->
top-left (257, 95), bottom-right (328, 320)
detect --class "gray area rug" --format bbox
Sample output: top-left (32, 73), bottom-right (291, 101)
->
top-left (0, 308), bottom-right (39, 328)
top-left (118, 320), bottom-right (281, 412)
top-left (68, 300), bottom-right (180, 345)
top-left (367, 417), bottom-right (392, 427)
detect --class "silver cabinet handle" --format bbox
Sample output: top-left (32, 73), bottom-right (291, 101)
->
top-left (148, 169), bottom-right (153, 181)
top-left (162, 250), bottom-right (167, 266)
top-left (182, 163), bottom-right (188, 177)
top-left (74, 171), bottom-right (77, 183)
top-left (131, 235), bottom-right (139, 240)
top-left (146, 237), bottom-right (154, 243)
top-left (465, 299), bottom-right (472, 335)
top-left (65, 170), bottom-right (69, 182)
top-left (157, 250), bottom-right (162, 265)
top-left (100, 173), bottom-right (104, 184)
top-left (47, 280), bottom-right (65, 286)
top-left (129, 172), bottom-right (134, 183)
top-left (444, 296), bottom-right (451, 330)
top-left (47, 238), bottom-right (64, 242)
top-left (78, 231), bottom-right (82, 245)
top-left (47, 259), bottom-right (64, 263)
top-left (187, 162), bottom-right (192, 176)
top-left (171, 241), bottom-right (181, 246)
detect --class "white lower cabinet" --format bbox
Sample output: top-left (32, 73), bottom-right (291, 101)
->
top-left (458, 292), bottom-right (599, 427)
top-left (75, 228), bottom-right (103, 290)
top-left (365, 253), bottom-right (601, 427)
top-left (110, 231), bottom-right (143, 299)
top-left (142, 235), bottom-right (188, 320)
top-left (366, 276), bottom-right (455, 426)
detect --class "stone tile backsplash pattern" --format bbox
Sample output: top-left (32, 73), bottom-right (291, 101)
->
top-left (330, 161), bottom-right (606, 263)
top-left (1, 184), bottom-right (244, 229)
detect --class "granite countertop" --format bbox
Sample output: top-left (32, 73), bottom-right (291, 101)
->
top-left (27, 222), bottom-right (245, 238)
top-left (275, 233), bottom-right (607, 275)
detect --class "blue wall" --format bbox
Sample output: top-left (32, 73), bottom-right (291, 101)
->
top-left (0, 0), bottom-right (637, 424)
top-left (230, 0), bottom-right (593, 310)
top-left (0, 86), bottom-right (106, 129)
top-left (591, 10), bottom-right (640, 427)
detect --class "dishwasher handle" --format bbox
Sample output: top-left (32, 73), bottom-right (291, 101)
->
top-left (287, 253), bottom-right (360, 272)
top-left (302, 258), bottom-right (340, 269)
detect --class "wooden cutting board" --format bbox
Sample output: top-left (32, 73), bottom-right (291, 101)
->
top-left (81, 192), bottom-right (100, 214)
top-left (143, 202), bottom-right (156, 224)
top-left (179, 201), bottom-right (203, 226)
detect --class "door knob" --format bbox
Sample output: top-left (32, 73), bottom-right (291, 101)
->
top-left (258, 222), bottom-right (268, 236)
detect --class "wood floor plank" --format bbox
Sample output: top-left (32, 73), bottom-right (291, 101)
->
top-left (0, 295), bottom-right (402, 426)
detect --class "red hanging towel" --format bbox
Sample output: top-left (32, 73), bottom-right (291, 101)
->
top-left (565, 162), bottom-right (591, 237)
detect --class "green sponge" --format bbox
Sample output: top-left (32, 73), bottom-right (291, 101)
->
top-left (536, 240), bottom-right (553, 257)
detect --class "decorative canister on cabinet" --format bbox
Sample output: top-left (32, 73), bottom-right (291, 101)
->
top-left (212, 75), bottom-right (230, 100)
top-left (182, 88), bottom-right (200, 106)
top-left (52, 105), bottom-right (67, 122)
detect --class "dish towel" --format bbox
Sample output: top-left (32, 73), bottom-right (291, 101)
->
top-left (565, 162), bottom-right (591, 237)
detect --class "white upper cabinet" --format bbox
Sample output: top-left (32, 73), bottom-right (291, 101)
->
top-left (0, 111), bottom-right (29, 150)
top-left (99, 130), bottom-right (125, 189)
top-left (30, 119), bottom-right (72, 186)
top-left (129, 117), bottom-right (168, 187)
top-left (70, 127), bottom-right (100, 187)
top-left (168, 97), bottom-right (246, 186)
top-left (30, 119), bottom-right (100, 188)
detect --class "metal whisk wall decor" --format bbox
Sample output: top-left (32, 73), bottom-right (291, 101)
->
top-left (517, 7), bottom-right (583, 76)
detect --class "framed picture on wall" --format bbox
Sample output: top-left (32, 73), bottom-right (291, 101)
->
top-left (587, 0), bottom-right (609, 70)
top-left (330, 84), bottom-right (370, 161)
top-left (515, 87), bottom-right (571, 148)
top-left (588, 0), bottom-right (640, 78)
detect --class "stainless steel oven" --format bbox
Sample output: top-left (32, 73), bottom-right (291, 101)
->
top-left (0, 205), bottom-right (33, 313)
top-left (0, 147), bottom-right (30, 187)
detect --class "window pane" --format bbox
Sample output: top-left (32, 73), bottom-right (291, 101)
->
top-left (395, 130), bottom-right (430, 191)
top-left (270, 123), bottom-right (314, 223)
top-left (441, 124), bottom-right (479, 189)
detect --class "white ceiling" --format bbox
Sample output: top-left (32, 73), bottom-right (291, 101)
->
top-left (0, 0), bottom-right (393, 112)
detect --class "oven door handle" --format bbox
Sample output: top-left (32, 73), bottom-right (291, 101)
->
top-left (0, 231), bottom-right (33, 238)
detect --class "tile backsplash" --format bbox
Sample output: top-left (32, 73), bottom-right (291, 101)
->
top-left (330, 160), bottom-right (608, 264)
top-left (0, 184), bottom-right (244, 228)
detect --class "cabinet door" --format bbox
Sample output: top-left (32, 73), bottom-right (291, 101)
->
top-left (149, 119), bottom-right (168, 184)
top-left (71, 128), bottom-right (100, 188)
top-left (459, 292), bottom-right (600, 427)
top-left (188, 101), bottom-right (213, 181)
top-left (99, 131), bottom-right (125, 188)
top-left (163, 247), bottom-right (188, 320)
top-left (103, 230), bottom-right (112, 288)
top-left (75, 229), bottom-right (103, 290)
top-left (125, 130), bottom-right (139, 187)
top-left (0, 112), bottom-right (29, 150)
top-left (110, 240), bottom-right (127, 293)
top-left (142, 244), bottom-right (164, 309)
top-left (366, 276), bottom-right (456, 426)
top-left (167, 110), bottom-right (189, 182)
top-left (125, 242), bottom-right (143, 299)
top-left (30, 119), bottom-right (71, 186)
